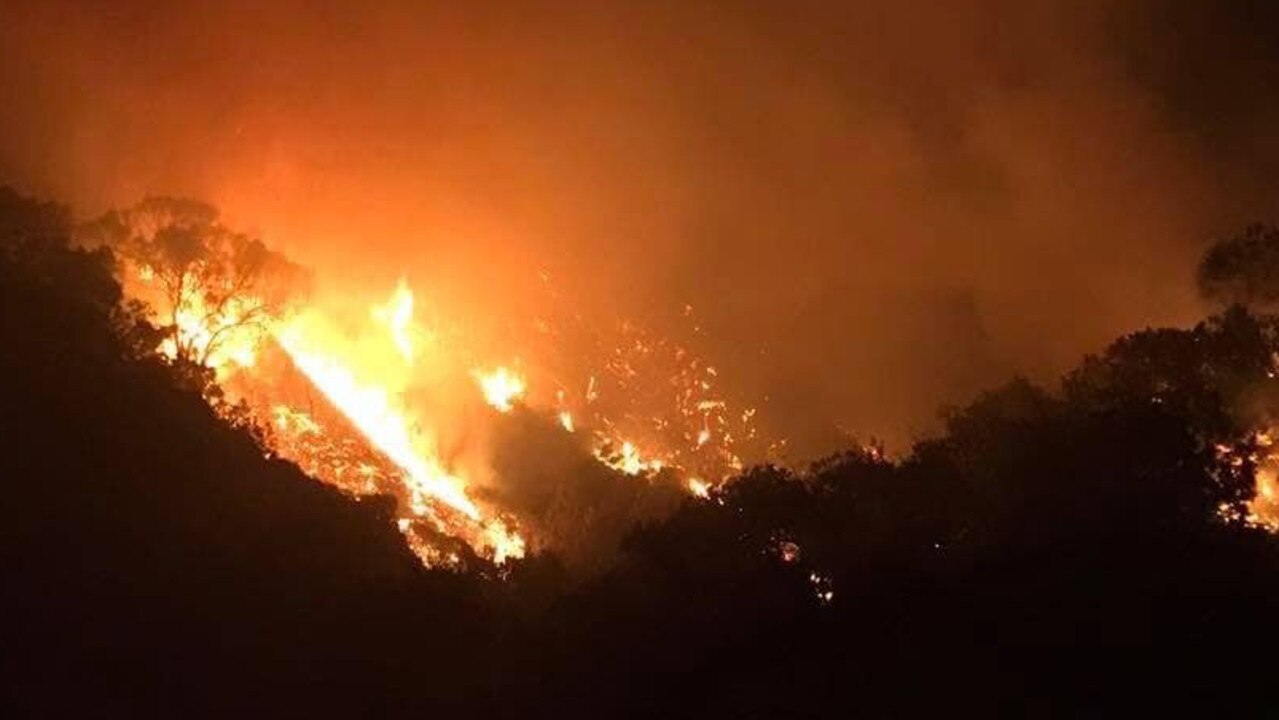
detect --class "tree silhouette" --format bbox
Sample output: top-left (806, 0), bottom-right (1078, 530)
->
top-left (79, 197), bottom-right (304, 366)
top-left (1199, 223), bottom-right (1279, 307)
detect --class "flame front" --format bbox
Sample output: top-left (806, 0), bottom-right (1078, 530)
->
top-left (274, 324), bottom-right (479, 520)
top-left (264, 284), bottom-right (527, 564)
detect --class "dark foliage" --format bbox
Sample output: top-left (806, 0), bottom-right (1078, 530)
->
top-left (4, 186), bottom-right (1279, 716)
top-left (1199, 223), bottom-right (1279, 307)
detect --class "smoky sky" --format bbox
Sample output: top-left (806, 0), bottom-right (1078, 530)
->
top-left (3, 0), bottom-right (1279, 454)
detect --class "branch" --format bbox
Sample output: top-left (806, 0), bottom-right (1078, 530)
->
top-left (197, 307), bottom-right (272, 366)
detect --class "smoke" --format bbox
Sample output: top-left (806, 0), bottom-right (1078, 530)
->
top-left (3, 0), bottom-right (1279, 454)
top-left (483, 407), bottom-right (684, 571)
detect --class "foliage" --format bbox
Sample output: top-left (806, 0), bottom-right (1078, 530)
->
top-left (1199, 223), bottom-right (1279, 307)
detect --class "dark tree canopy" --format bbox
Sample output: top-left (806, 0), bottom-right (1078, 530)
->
top-left (1199, 223), bottom-right (1279, 307)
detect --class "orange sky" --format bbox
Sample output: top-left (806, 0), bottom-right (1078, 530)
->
top-left (4, 0), bottom-right (1278, 454)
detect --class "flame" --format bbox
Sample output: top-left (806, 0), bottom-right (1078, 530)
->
top-left (483, 519), bottom-right (526, 564)
top-left (275, 322), bottom-right (480, 520)
top-left (688, 477), bottom-right (710, 498)
top-left (265, 284), bottom-right (526, 563)
top-left (595, 439), bottom-right (664, 476)
top-left (138, 265), bottom-right (264, 371)
top-left (371, 278), bottom-right (417, 363)
top-left (474, 366), bottom-right (526, 412)
top-left (1249, 432), bottom-right (1279, 529)
top-left (124, 254), bottom-right (531, 562)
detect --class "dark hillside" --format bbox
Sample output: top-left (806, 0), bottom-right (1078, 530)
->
top-left (0, 188), bottom-right (493, 715)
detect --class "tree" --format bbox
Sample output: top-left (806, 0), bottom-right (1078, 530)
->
top-left (1198, 224), bottom-right (1279, 307)
top-left (79, 197), bottom-right (305, 367)
top-left (1062, 308), bottom-right (1279, 522)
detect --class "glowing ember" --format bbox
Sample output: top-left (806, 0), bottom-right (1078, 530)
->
top-left (272, 404), bottom-right (322, 435)
top-left (809, 571), bottom-right (834, 604)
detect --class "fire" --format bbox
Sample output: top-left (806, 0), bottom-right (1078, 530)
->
top-left (274, 322), bottom-right (480, 520)
top-left (128, 265), bottom-right (764, 565)
top-left (595, 439), bottom-right (664, 476)
top-left (1249, 432), bottom-right (1279, 529)
top-left (265, 284), bottom-right (527, 563)
top-left (106, 217), bottom-right (769, 567)
top-left (272, 405), bottom-right (322, 436)
top-left (93, 200), bottom-right (780, 571)
top-left (474, 367), bottom-right (526, 412)
top-left (371, 278), bottom-right (417, 362)
top-left (483, 519), bottom-right (527, 564)
top-left (138, 265), bottom-right (264, 371)
top-left (688, 477), bottom-right (710, 498)
top-left (93, 200), bottom-right (1279, 575)
top-left (1217, 429), bottom-right (1279, 531)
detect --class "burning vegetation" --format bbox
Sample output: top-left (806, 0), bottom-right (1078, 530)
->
top-left (10, 186), bottom-right (1279, 713)
top-left (79, 196), bottom-right (766, 569)
top-left (66, 195), bottom-right (1279, 571)
top-left (9, 0), bottom-right (1279, 711)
